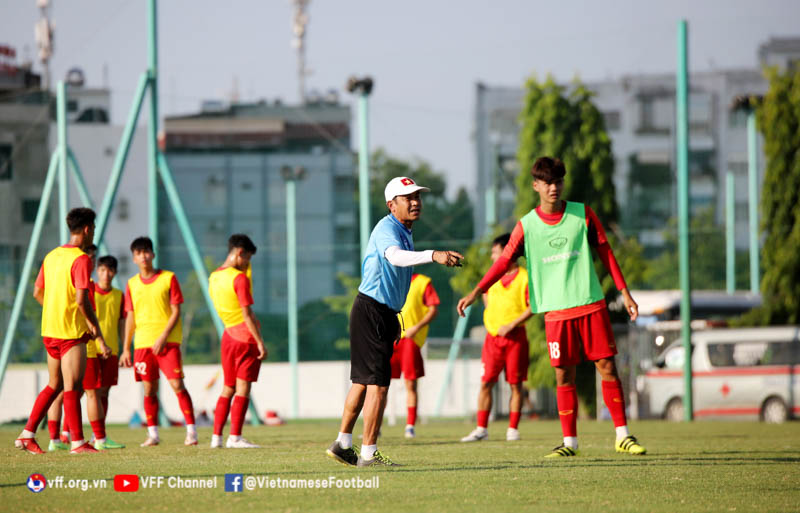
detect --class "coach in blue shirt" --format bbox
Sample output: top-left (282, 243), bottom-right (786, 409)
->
top-left (326, 177), bottom-right (464, 468)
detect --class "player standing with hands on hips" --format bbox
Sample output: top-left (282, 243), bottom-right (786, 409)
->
top-left (457, 157), bottom-right (646, 457)
top-left (327, 177), bottom-right (464, 467)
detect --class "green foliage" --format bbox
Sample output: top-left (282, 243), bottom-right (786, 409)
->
top-left (748, 67), bottom-right (800, 324)
top-left (645, 208), bottom-right (751, 292)
top-left (514, 76), bottom-right (618, 225)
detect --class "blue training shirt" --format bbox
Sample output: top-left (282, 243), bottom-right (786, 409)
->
top-left (358, 214), bottom-right (414, 312)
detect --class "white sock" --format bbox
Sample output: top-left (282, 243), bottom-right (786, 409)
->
top-left (96, 437), bottom-right (106, 445)
top-left (476, 426), bottom-right (487, 433)
top-left (62, 430), bottom-right (69, 439)
top-left (21, 429), bottom-right (35, 439)
top-left (615, 425), bottom-right (630, 440)
top-left (228, 434), bottom-right (241, 442)
top-left (563, 436), bottom-right (578, 450)
top-left (212, 434), bottom-right (222, 442)
top-left (71, 439), bottom-right (85, 449)
top-left (405, 424), bottom-right (414, 430)
top-left (336, 432), bottom-right (353, 449)
top-left (186, 424), bottom-right (197, 436)
top-left (147, 426), bottom-right (159, 439)
top-left (361, 444), bottom-right (377, 460)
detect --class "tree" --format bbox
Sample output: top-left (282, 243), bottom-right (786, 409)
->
top-left (742, 67), bottom-right (800, 324)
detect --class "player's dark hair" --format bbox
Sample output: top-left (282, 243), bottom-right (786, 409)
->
top-left (97, 255), bottom-right (118, 272)
top-left (531, 156), bottom-right (566, 182)
top-left (228, 233), bottom-right (257, 255)
top-left (85, 244), bottom-right (98, 255)
top-left (492, 233), bottom-right (511, 248)
top-left (66, 208), bottom-right (96, 233)
top-left (130, 236), bottom-right (154, 253)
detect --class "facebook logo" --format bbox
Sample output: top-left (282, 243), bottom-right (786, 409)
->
top-left (224, 474), bottom-right (243, 492)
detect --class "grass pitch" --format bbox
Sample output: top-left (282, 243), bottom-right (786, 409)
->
top-left (2, 419), bottom-right (799, 512)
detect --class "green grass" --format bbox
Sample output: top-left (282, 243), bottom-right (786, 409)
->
top-left (2, 419), bottom-right (799, 512)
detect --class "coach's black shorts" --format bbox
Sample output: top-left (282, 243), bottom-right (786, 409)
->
top-left (349, 293), bottom-right (400, 387)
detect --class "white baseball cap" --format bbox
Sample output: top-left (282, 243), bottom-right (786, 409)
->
top-left (384, 177), bottom-right (431, 202)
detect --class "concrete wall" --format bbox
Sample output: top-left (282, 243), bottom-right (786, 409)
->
top-left (0, 359), bottom-right (485, 425)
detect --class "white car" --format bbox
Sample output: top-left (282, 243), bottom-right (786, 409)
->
top-left (639, 326), bottom-right (800, 423)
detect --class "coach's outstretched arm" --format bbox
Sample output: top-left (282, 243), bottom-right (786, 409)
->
top-left (384, 246), bottom-right (464, 267)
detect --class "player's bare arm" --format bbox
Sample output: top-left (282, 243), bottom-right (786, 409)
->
top-left (241, 304), bottom-right (268, 360)
top-left (32, 285), bottom-right (44, 305)
top-left (457, 286), bottom-right (483, 317)
top-left (405, 304), bottom-right (438, 340)
top-left (152, 303), bottom-right (180, 356)
top-left (121, 313), bottom-right (136, 367)
top-left (497, 308), bottom-right (533, 338)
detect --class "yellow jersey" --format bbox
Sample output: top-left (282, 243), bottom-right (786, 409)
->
top-left (126, 270), bottom-right (183, 349)
top-left (483, 267), bottom-right (529, 337)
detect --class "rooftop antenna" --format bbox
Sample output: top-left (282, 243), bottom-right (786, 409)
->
top-left (34, 0), bottom-right (54, 90)
top-left (291, 0), bottom-right (311, 104)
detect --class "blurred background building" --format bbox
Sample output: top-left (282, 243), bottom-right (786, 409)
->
top-left (473, 37), bottom-right (800, 254)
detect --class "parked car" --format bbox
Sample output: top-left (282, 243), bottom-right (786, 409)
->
top-left (639, 326), bottom-right (799, 423)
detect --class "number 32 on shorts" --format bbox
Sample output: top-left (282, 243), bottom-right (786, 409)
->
top-left (135, 361), bottom-right (147, 375)
top-left (547, 341), bottom-right (560, 359)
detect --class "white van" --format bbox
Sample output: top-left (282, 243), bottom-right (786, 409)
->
top-left (639, 326), bottom-right (800, 423)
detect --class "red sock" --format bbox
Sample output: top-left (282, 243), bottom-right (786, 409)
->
top-left (176, 390), bottom-right (195, 425)
top-left (24, 385), bottom-right (58, 432)
top-left (407, 407), bottom-right (417, 426)
top-left (48, 419), bottom-right (60, 440)
top-left (556, 385), bottom-right (578, 437)
top-left (230, 395), bottom-right (248, 436)
top-left (63, 390), bottom-right (85, 442)
top-left (143, 395), bottom-right (159, 427)
top-left (602, 379), bottom-right (628, 428)
top-left (477, 410), bottom-right (489, 429)
top-left (509, 411), bottom-right (521, 430)
top-left (213, 396), bottom-right (232, 436)
top-left (90, 420), bottom-right (106, 440)
top-left (101, 396), bottom-right (109, 422)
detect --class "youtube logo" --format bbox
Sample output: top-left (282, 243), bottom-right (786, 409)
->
top-left (114, 475), bottom-right (139, 492)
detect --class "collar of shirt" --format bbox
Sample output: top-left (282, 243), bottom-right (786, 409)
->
top-left (388, 213), bottom-right (412, 235)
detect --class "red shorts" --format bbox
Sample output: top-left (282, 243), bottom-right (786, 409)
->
top-left (221, 332), bottom-right (261, 387)
top-left (83, 357), bottom-right (102, 390)
top-left (42, 332), bottom-right (91, 360)
top-left (544, 307), bottom-right (617, 367)
top-left (100, 354), bottom-right (119, 387)
top-left (481, 328), bottom-right (529, 384)
top-left (390, 338), bottom-right (425, 380)
top-left (133, 343), bottom-right (184, 382)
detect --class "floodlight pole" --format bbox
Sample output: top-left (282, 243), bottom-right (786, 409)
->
top-left (57, 81), bottom-right (69, 244)
top-left (676, 19), bottom-right (693, 421)
top-left (148, 0), bottom-right (160, 266)
top-left (747, 110), bottom-right (759, 294)
top-left (725, 171), bottom-right (735, 294)
top-left (282, 166), bottom-right (304, 419)
top-left (347, 77), bottom-right (373, 260)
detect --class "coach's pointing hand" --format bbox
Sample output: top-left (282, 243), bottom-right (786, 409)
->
top-left (433, 250), bottom-right (464, 267)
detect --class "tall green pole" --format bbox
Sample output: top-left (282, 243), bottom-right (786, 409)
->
top-left (95, 72), bottom-right (150, 244)
top-left (747, 110), bottom-right (759, 294)
top-left (726, 171), bottom-right (735, 294)
top-left (66, 149), bottom-right (111, 258)
top-left (485, 143), bottom-right (498, 228)
top-left (357, 93), bottom-right (370, 260)
top-left (57, 81), bottom-right (69, 244)
top-left (676, 19), bottom-right (693, 421)
top-left (148, 0), bottom-right (159, 266)
top-left (0, 151), bottom-right (60, 391)
top-left (286, 177), bottom-right (299, 419)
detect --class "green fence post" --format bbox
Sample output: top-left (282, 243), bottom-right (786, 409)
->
top-left (726, 171), bottom-right (735, 294)
top-left (57, 81), bottom-right (69, 244)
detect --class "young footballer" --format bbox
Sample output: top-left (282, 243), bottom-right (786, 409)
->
top-left (92, 255), bottom-right (127, 449)
top-left (326, 177), bottom-right (463, 467)
top-left (461, 233), bottom-right (532, 443)
top-left (457, 157), bottom-right (645, 457)
top-left (208, 234), bottom-right (267, 449)
top-left (16, 208), bottom-right (109, 454)
top-left (390, 273), bottom-right (439, 439)
top-left (120, 236), bottom-right (197, 447)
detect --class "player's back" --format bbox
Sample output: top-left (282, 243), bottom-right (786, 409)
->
top-left (41, 246), bottom-right (89, 339)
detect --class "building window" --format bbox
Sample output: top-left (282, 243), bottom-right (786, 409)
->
top-left (603, 111), bottom-right (621, 131)
top-left (0, 144), bottom-right (12, 180)
top-left (22, 199), bottom-right (39, 223)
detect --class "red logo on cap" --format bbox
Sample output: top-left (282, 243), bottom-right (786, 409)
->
top-left (400, 178), bottom-right (415, 186)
